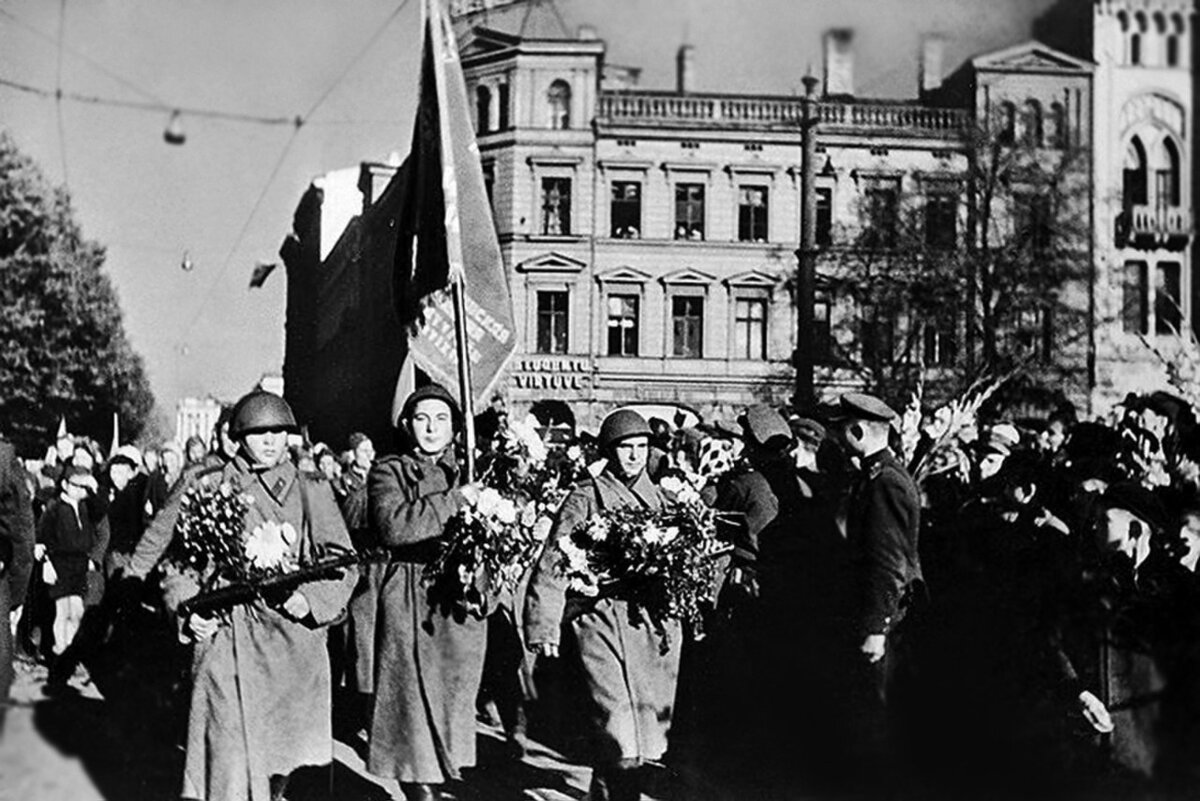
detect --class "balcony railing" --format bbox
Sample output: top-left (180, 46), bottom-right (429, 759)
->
top-left (1128, 205), bottom-right (1192, 236)
top-left (597, 91), bottom-right (971, 136)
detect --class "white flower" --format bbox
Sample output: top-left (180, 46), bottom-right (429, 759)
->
top-left (643, 525), bottom-right (679, 545)
top-left (457, 563), bottom-right (474, 587)
top-left (520, 502), bottom-right (539, 528)
top-left (584, 516), bottom-right (610, 543)
top-left (566, 445), bottom-right (582, 461)
top-left (659, 475), bottom-right (685, 496)
top-left (244, 520), bottom-right (298, 570)
top-left (532, 516), bottom-right (553, 542)
top-left (512, 414), bottom-right (548, 465)
top-left (558, 534), bottom-right (591, 573)
top-left (495, 497), bottom-right (518, 525)
top-left (475, 487), bottom-right (504, 517)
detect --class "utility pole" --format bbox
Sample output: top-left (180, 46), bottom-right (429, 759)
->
top-left (794, 74), bottom-right (819, 412)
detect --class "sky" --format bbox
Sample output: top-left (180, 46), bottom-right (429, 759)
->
top-left (0, 0), bottom-right (1060, 425)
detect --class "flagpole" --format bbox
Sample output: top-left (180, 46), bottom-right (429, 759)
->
top-left (451, 277), bottom-right (477, 481)
top-left (427, 0), bottom-right (477, 481)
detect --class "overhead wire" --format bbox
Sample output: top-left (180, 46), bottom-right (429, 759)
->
top-left (54, 0), bottom-right (69, 189)
top-left (176, 0), bottom-right (414, 345)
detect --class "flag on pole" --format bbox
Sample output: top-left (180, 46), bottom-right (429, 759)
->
top-left (110, 412), bottom-right (120, 458)
top-left (55, 416), bottom-right (67, 441)
top-left (394, 0), bottom-right (516, 414)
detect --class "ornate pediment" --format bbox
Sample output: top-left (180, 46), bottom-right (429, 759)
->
top-left (972, 41), bottom-right (1094, 74)
top-left (460, 27), bottom-right (520, 59)
top-left (515, 252), bottom-right (587, 273)
top-left (659, 267), bottom-right (717, 286)
top-left (724, 270), bottom-right (781, 289)
top-left (595, 266), bottom-right (652, 284)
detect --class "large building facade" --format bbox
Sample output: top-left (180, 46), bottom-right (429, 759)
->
top-left (283, 0), bottom-right (1196, 437)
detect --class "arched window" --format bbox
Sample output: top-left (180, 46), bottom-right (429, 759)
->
top-left (1048, 102), bottom-right (1067, 149)
top-left (1124, 136), bottom-right (1148, 207)
top-left (997, 101), bottom-right (1016, 144)
top-left (1167, 13), bottom-right (1185, 67)
top-left (1132, 12), bottom-right (1148, 64)
top-left (1153, 12), bottom-right (1168, 65)
top-left (547, 79), bottom-right (571, 130)
top-left (1159, 138), bottom-right (1182, 207)
top-left (475, 85), bottom-right (492, 135)
top-left (1022, 99), bottom-right (1044, 147)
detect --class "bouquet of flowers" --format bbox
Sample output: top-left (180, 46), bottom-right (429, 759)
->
top-left (423, 416), bottom-right (574, 614)
top-left (163, 480), bottom-right (313, 613)
top-left (555, 474), bottom-right (729, 652)
top-left (900, 372), bottom-right (1011, 487)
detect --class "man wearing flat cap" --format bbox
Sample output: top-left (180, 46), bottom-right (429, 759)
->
top-left (832, 393), bottom-right (923, 764)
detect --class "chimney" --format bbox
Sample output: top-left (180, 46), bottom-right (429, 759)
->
top-left (920, 35), bottom-right (945, 96)
top-left (577, 25), bottom-right (597, 41)
top-left (823, 29), bottom-right (854, 97)
top-left (676, 44), bottom-right (696, 94)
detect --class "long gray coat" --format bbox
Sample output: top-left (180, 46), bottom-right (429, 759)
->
top-left (366, 449), bottom-right (487, 784)
top-left (179, 456), bottom-right (357, 801)
top-left (525, 467), bottom-right (682, 763)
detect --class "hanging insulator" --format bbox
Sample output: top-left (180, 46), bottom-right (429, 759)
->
top-left (180, 250), bottom-right (194, 271)
top-left (164, 110), bottom-right (187, 145)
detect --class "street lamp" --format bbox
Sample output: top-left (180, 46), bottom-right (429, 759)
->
top-left (794, 73), bottom-right (819, 412)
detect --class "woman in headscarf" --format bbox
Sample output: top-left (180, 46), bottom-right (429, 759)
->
top-left (525, 408), bottom-right (679, 801)
top-left (366, 383), bottom-right (486, 801)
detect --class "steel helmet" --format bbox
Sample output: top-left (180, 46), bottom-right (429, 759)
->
top-left (598, 409), bottom-right (651, 451)
top-left (229, 391), bottom-right (299, 438)
top-left (396, 383), bottom-right (461, 429)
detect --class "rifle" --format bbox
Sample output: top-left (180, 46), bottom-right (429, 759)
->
top-left (177, 551), bottom-right (367, 618)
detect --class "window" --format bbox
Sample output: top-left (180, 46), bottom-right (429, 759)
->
top-left (997, 101), bottom-right (1016, 144)
top-left (738, 186), bottom-right (769, 242)
top-left (1022, 100), bottom-right (1043, 147)
top-left (813, 294), bottom-right (834, 364)
top-left (671, 296), bottom-right (704, 357)
top-left (861, 308), bottom-right (899, 366)
top-left (1156, 262), bottom-right (1182, 334)
top-left (815, 187), bottom-right (833, 247)
top-left (1123, 260), bottom-right (1149, 334)
top-left (923, 317), bottom-right (957, 367)
top-left (1132, 12), bottom-right (1147, 65)
top-left (610, 181), bottom-right (642, 238)
top-left (1168, 14), bottom-right (1185, 67)
top-left (1014, 193), bottom-right (1052, 253)
top-left (733, 298), bottom-right (767, 359)
top-left (606, 295), bottom-right (639, 356)
top-left (925, 191), bottom-right (957, 250)
top-left (1048, 102), bottom-right (1067, 149)
top-left (497, 83), bottom-right (510, 130)
top-left (540, 178), bottom-right (571, 235)
top-left (863, 178), bottom-right (900, 249)
top-left (535, 291), bottom-right (569, 354)
top-left (1157, 139), bottom-right (1181, 207)
top-left (1124, 137), bottom-right (1149, 206)
top-left (475, 85), bottom-right (492, 135)
top-left (675, 183), bottom-right (706, 240)
top-left (1010, 307), bottom-right (1053, 361)
top-left (547, 79), bottom-right (571, 129)
top-left (482, 162), bottom-right (495, 212)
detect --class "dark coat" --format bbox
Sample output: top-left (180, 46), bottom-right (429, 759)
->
top-left (0, 439), bottom-right (35, 707)
top-left (177, 456), bottom-right (357, 801)
top-left (525, 467), bottom-right (681, 763)
top-left (0, 440), bottom-right (35, 608)
top-left (845, 448), bottom-right (923, 636)
top-left (339, 465), bottom-right (381, 694)
top-left (366, 449), bottom-right (486, 784)
top-left (37, 497), bottom-right (107, 600)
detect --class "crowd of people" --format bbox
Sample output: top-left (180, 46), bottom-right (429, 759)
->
top-left (1, 381), bottom-right (1200, 800)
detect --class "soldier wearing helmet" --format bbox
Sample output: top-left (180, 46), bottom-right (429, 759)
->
top-left (365, 383), bottom-right (486, 801)
top-left (525, 408), bottom-right (678, 801)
